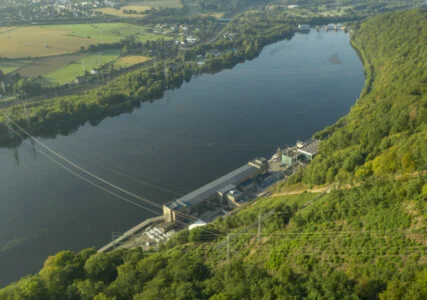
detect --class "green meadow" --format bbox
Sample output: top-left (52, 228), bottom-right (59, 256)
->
top-left (45, 50), bottom-right (120, 85)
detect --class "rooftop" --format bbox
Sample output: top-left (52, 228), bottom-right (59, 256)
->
top-left (297, 139), bottom-right (320, 156)
top-left (166, 164), bottom-right (260, 208)
top-left (282, 149), bottom-right (299, 157)
top-left (217, 184), bottom-right (236, 196)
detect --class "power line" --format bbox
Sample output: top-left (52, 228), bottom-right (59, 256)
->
top-left (74, 155), bottom-right (184, 196)
top-left (4, 115), bottom-right (163, 209)
top-left (5, 124), bottom-right (162, 215)
top-left (3, 115), bottom-right (225, 237)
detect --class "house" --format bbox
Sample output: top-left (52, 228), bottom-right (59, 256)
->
top-left (186, 36), bottom-right (199, 45)
top-left (209, 49), bottom-right (221, 56)
top-left (298, 24), bottom-right (310, 31)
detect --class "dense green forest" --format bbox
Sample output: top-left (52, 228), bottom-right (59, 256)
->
top-left (0, 2), bottom-right (420, 146)
top-left (281, 8), bottom-right (426, 187)
top-left (0, 9), bottom-right (425, 300)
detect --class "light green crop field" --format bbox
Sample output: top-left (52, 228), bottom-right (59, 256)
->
top-left (14, 54), bottom-right (85, 78)
top-left (0, 23), bottom-right (167, 58)
top-left (113, 55), bottom-right (152, 69)
top-left (45, 50), bottom-right (120, 85)
top-left (0, 60), bottom-right (32, 74)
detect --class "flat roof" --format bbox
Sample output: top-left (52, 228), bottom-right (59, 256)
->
top-left (298, 139), bottom-right (320, 156)
top-left (282, 149), bottom-right (299, 157)
top-left (228, 189), bottom-right (242, 196)
top-left (166, 164), bottom-right (260, 208)
top-left (217, 184), bottom-right (236, 195)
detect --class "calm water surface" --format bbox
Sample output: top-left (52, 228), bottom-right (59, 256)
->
top-left (0, 30), bottom-right (364, 285)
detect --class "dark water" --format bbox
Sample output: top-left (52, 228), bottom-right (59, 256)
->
top-left (0, 30), bottom-right (364, 286)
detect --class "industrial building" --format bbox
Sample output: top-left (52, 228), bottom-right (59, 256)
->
top-left (281, 149), bottom-right (299, 166)
top-left (297, 138), bottom-right (320, 160)
top-left (281, 139), bottom-right (320, 166)
top-left (163, 158), bottom-right (268, 223)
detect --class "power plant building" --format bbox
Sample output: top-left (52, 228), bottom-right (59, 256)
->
top-left (163, 158), bottom-right (268, 223)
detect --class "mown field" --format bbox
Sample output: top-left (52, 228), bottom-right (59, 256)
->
top-left (0, 26), bottom-right (95, 59)
top-left (113, 55), bottom-right (152, 69)
top-left (45, 50), bottom-right (120, 85)
top-left (0, 60), bottom-right (32, 74)
top-left (12, 54), bottom-right (85, 78)
top-left (0, 23), bottom-right (166, 59)
top-left (124, 0), bottom-right (183, 9)
top-left (94, 0), bottom-right (183, 17)
top-left (93, 7), bottom-right (146, 18)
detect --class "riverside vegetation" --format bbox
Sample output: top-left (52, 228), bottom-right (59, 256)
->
top-left (0, 4), bottom-right (383, 147)
top-left (0, 8), bottom-right (425, 300)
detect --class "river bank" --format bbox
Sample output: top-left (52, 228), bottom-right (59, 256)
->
top-left (0, 29), bottom-right (364, 286)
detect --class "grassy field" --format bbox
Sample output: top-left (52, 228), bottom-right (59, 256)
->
top-left (13, 54), bottom-right (85, 78)
top-left (113, 55), bottom-right (151, 69)
top-left (0, 23), bottom-right (167, 59)
top-left (45, 50), bottom-right (120, 85)
top-left (95, 0), bottom-right (183, 17)
top-left (0, 26), bottom-right (96, 59)
top-left (0, 60), bottom-right (32, 74)
top-left (93, 7), bottom-right (146, 18)
top-left (125, 0), bottom-right (183, 9)
top-left (180, 0), bottom-right (224, 18)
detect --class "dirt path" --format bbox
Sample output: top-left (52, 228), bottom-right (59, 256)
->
top-left (270, 186), bottom-right (330, 197)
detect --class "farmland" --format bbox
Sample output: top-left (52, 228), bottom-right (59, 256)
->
top-left (121, 0), bottom-right (183, 10)
top-left (11, 54), bottom-right (85, 78)
top-left (0, 23), bottom-right (167, 59)
top-left (93, 8), bottom-right (146, 18)
top-left (113, 55), bottom-right (152, 69)
top-left (45, 50), bottom-right (120, 85)
top-left (0, 60), bottom-right (32, 74)
top-left (94, 0), bottom-right (183, 17)
top-left (0, 26), bottom-right (96, 59)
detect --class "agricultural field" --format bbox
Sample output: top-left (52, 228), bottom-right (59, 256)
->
top-left (0, 60), bottom-right (32, 74)
top-left (45, 50), bottom-right (120, 85)
top-left (181, 0), bottom-right (223, 18)
top-left (0, 26), bottom-right (96, 59)
top-left (12, 54), bottom-right (85, 78)
top-left (93, 8), bottom-right (146, 18)
top-left (124, 0), bottom-right (183, 9)
top-left (113, 55), bottom-right (152, 69)
top-left (0, 23), bottom-right (167, 59)
top-left (94, 0), bottom-right (183, 17)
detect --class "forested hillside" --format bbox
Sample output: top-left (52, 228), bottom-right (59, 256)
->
top-left (0, 9), bottom-right (426, 300)
top-left (284, 8), bottom-right (426, 187)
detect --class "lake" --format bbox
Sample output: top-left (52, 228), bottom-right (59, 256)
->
top-left (0, 30), bottom-right (364, 286)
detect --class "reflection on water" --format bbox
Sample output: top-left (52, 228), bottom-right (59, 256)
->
top-left (329, 52), bottom-right (343, 64)
top-left (0, 31), bottom-right (364, 286)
